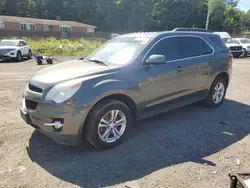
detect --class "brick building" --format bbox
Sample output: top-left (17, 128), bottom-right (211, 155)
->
top-left (0, 15), bottom-right (97, 38)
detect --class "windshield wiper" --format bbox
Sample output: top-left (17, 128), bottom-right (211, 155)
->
top-left (87, 59), bottom-right (109, 66)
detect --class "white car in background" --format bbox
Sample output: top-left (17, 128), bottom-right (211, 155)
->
top-left (213, 32), bottom-right (244, 58)
top-left (0, 39), bottom-right (32, 62)
top-left (232, 38), bottom-right (250, 57)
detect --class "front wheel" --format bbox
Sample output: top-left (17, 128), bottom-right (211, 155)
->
top-left (242, 49), bottom-right (247, 58)
top-left (16, 51), bottom-right (22, 62)
top-left (204, 77), bottom-right (227, 108)
top-left (84, 99), bottom-right (132, 149)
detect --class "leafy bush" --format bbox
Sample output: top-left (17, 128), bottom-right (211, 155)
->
top-left (11, 37), bottom-right (105, 56)
top-left (244, 31), bottom-right (250, 38)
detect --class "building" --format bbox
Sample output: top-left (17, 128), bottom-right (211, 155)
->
top-left (0, 15), bottom-right (97, 38)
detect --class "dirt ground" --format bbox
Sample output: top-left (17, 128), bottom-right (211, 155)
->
top-left (1, 57), bottom-right (250, 188)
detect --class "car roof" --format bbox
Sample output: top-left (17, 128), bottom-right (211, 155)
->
top-left (1, 39), bottom-right (25, 42)
top-left (118, 31), bottom-right (217, 40)
top-left (234, 38), bottom-right (249, 40)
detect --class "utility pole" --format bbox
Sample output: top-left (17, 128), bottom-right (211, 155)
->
top-left (205, 0), bottom-right (212, 30)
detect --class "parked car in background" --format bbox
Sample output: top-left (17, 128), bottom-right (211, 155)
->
top-left (224, 38), bottom-right (244, 58)
top-left (20, 28), bottom-right (232, 149)
top-left (213, 32), bottom-right (243, 58)
top-left (0, 39), bottom-right (32, 61)
top-left (232, 38), bottom-right (250, 57)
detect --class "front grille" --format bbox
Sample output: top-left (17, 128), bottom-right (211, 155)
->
top-left (0, 49), bottom-right (11, 54)
top-left (25, 99), bottom-right (38, 110)
top-left (28, 84), bottom-right (43, 93)
top-left (229, 46), bottom-right (242, 51)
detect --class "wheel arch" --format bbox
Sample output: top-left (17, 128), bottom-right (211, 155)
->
top-left (215, 72), bottom-right (229, 88)
top-left (82, 93), bottom-right (138, 136)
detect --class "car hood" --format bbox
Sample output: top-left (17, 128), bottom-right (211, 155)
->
top-left (240, 43), bottom-right (250, 47)
top-left (225, 43), bottom-right (242, 47)
top-left (0, 46), bottom-right (19, 49)
top-left (29, 59), bottom-right (114, 89)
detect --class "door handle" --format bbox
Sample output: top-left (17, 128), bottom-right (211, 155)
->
top-left (176, 66), bottom-right (183, 72)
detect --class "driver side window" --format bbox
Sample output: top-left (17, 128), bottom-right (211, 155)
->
top-left (146, 37), bottom-right (181, 61)
top-left (19, 41), bottom-right (26, 46)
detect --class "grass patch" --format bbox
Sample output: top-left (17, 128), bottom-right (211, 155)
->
top-left (12, 37), bottom-right (105, 56)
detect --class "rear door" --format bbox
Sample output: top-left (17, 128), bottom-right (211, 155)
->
top-left (180, 36), bottom-right (214, 93)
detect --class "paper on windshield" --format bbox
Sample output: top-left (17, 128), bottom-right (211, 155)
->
top-left (134, 37), bottom-right (150, 44)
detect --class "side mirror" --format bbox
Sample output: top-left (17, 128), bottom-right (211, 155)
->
top-left (144, 54), bottom-right (166, 65)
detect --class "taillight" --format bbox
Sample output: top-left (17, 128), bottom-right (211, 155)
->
top-left (229, 54), bottom-right (233, 64)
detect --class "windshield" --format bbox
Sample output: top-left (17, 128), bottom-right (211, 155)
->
top-left (239, 39), bottom-right (250, 44)
top-left (0, 40), bottom-right (19, 46)
top-left (86, 37), bottom-right (151, 65)
top-left (226, 39), bottom-right (240, 44)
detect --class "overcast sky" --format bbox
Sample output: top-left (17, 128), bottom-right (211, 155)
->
top-left (238, 0), bottom-right (250, 12)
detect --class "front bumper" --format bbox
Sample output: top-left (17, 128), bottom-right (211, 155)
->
top-left (231, 51), bottom-right (243, 57)
top-left (0, 51), bottom-right (17, 58)
top-left (20, 98), bottom-right (90, 146)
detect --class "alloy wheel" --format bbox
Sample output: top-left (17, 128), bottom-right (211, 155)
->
top-left (98, 110), bottom-right (127, 143)
top-left (212, 82), bottom-right (225, 104)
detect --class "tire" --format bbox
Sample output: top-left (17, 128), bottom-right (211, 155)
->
top-left (37, 59), bottom-right (43, 65)
top-left (242, 49), bottom-right (247, 58)
top-left (16, 51), bottom-right (22, 62)
top-left (84, 99), bottom-right (132, 149)
top-left (27, 50), bottom-right (32, 59)
top-left (46, 58), bottom-right (53, 64)
top-left (204, 77), bottom-right (227, 108)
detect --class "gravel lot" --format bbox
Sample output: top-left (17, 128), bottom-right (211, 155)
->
top-left (1, 57), bottom-right (250, 188)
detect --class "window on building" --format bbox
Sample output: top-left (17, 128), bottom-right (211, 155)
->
top-left (20, 23), bottom-right (36, 32)
top-left (0, 22), bottom-right (4, 28)
top-left (87, 28), bottom-right (94, 33)
top-left (60, 26), bottom-right (72, 33)
top-left (44, 24), bottom-right (52, 32)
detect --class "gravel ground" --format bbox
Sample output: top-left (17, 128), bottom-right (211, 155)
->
top-left (1, 57), bottom-right (250, 188)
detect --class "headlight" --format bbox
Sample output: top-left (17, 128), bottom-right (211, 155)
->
top-left (45, 79), bottom-right (82, 103)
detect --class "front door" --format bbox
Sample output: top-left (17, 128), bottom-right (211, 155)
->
top-left (19, 41), bottom-right (29, 56)
top-left (138, 37), bottom-right (192, 113)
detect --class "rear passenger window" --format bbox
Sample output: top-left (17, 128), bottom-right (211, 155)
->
top-left (181, 37), bottom-right (212, 58)
top-left (147, 37), bottom-right (181, 61)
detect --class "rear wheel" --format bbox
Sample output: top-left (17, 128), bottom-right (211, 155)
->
top-left (16, 51), bottom-right (22, 62)
top-left (84, 99), bottom-right (132, 149)
top-left (204, 77), bottom-right (227, 108)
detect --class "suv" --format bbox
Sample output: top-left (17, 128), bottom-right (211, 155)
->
top-left (20, 28), bottom-right (232, 149)
top-left (0, 39), bottom-right (32, 61)
top-left (232, 38), bottom-right (250, 57)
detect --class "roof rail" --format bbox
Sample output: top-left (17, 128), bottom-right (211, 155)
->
top-left (172, 28), bottom-right (213, 33)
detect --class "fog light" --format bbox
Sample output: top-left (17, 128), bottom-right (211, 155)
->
top-left (10, 52), bottom-right (15, 55)
top-left (44, 121), bottom-right (63, 130)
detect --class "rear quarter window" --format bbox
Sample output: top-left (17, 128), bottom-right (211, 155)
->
top-left (208, 35), bottom-right (228, 53)
top-left (181, 36), bottom-right (212, 58)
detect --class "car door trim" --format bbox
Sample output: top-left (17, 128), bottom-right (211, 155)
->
top-left (142, 35), bottom-right (215, 66)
